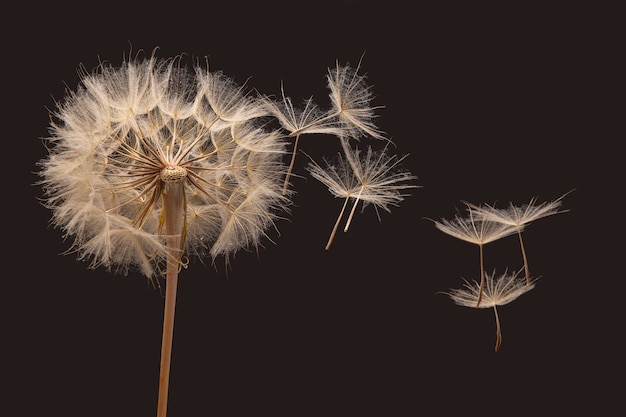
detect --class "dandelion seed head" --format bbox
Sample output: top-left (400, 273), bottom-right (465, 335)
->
top-left (37, 52), bottom-right (290, 278)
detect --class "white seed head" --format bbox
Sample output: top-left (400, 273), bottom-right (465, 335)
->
top-left (37, 52), bottom-right (291, 278)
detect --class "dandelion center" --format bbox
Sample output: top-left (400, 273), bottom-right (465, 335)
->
top-left (159, 165), bottom-right (187, 183)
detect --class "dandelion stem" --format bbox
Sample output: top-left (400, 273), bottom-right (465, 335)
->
top-left (476, 244), bottom-right (485, 307)
top-left (344, 185), bottom-right (364, 232)
top-left (326, 196), bottom-right (350, 250)
top-left (493, 306), bottom-right (502, 351)
top-left (282, 133), bottom-right (300, 195)
top-left (517, 228), bottom-right (531, 285)
top-left (156, 182), bottom-right (185, 417)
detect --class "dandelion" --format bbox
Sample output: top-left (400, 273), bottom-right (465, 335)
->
top-left (443, 269), bottom-right (536, 351)
top-left (263, 86), bottom-right (342, 194)
top-left (430, 205), bottom-right (519, 306)
top-left (264, 54), bottom-right (385, 194)
top-left (466, 191), bottom-right (572, 285)
top-left (326, 57), bottom-right (386, 140)
top-left (306, 141), bottom-right (418, 249)
top-left (37, 52), bottom-right (290, 417)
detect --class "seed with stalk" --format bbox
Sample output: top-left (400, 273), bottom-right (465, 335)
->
top-left (306, 140), bottom-right (418, 249)
top-left (264, 55), bottom-right (386, 194)
top-left (465, 191), bottom-right (572, 285)
top-left (442, 268), bottom-right (536, 351)
top-left (430, 205), bottom-right (520, 306)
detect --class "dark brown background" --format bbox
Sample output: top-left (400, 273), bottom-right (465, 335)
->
top-left (8, 1), bottom-right (619, 416)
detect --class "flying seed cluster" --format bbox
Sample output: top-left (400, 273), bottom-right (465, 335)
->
top-left (433, 193), bottom-right (570, 350)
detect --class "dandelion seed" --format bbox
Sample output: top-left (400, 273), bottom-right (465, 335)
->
top-left (264, 55), bottom-right (385, 194)
top-left (263, 83), bottom-right (344, 138)
top-left (326, 56), bottom-right (386, 141)
top-left (306, 140), bottom-right (418, 249)
top-left (37, 52), bottom-right (290, 417)
top-left (262, 85), bottom-right (343, 194)
top-left (430, 205), bottom-right (519, 306)
top-left (466, 190), bottom-right (572, 285)
top-left (443, 268), bottom-right (536, 351)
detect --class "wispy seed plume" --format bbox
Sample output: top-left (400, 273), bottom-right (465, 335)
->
top-left (465, 190), bottom-right (572, 285)
top-left (306, 140), bottom-right (418, 249)
top-left (443, 268), bottom-right (536, 351)
top-left (430, 204), bottom-right (520, 306)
